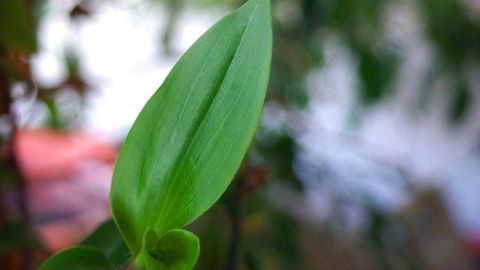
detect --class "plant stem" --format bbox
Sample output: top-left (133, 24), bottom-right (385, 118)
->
top-left (224, 180), bottom-right (244, 270)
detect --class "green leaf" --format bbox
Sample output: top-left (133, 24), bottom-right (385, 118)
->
top-left (39, 220), bottom-right (130, 270)
top-left (81, 219), bottom-right (131, 268)
top-left (0, 0), bottom-right (37, 52)
top-left (39, 246), bottom-right (113, 270)
top-left (138, 229), bottom-right (200, 270)
top-left (110, 0), bottom-right (272, 268)
top-left (358, 48), bottom-right (398, 105)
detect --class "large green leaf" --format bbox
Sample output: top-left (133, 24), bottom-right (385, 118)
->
top-left (39, 246), bottom-right (113, 270)
top-left (110, 0), bottom-right (272, 267)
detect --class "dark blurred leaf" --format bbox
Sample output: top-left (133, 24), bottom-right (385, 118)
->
top-left (0, 0), bottom-right (37, 52)
top-left (81, 219), bottom-right (131, 268)
top-left (358, 48), bottom-right (398, 104)
top-left (39, 246), bottom-right (113, 270)
top-left (269, 21), bottom-right (320, 108)
top-left (0, 219), bottom-right (43, 252)
top-left (418, 0), bottom-right (480, 68)
top-left (266, 209), bottom-right (301, 269)
top-left (244, 247), bottom-right (262, 270)
top-left (258, 133), bottom-right (304, 191)
top-left (301, 0), bottom-right (326, 31)
top-left (189, 206), bottom-right (230, 269)
top-left (449, 79), bottom-right (470, 123)
top-left (327, 0), bottom-right (387, 43)
top-left (286, 84), bottom-right (309, 108)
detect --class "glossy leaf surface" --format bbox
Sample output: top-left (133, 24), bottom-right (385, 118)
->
top-left (110, 0), bottom-right (272, 267)
top-left (138, 229), bottom-right (200, 270)
top-left (81, 218), bottom-right (131, 267)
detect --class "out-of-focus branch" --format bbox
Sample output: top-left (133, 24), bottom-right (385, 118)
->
top-left (224, 164), bottom-right (267, 270)
top-left (0, 48), bottom-right (32, 270)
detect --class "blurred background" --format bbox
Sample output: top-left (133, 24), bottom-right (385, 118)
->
top-left (1, 0), bottom-right (480, 269)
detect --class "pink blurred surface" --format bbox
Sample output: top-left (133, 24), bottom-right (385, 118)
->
top-left (15, 129), bottom-right (117, 251)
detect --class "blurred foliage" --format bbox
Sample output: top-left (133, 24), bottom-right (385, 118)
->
top-left (417, 0), bottom-right (480, 123)
top-left (184, 0), bottom-right (479, 268)
top-left (0, 0), bottom-right (37, 52)
top-left (0, 219), bottom-right (43, 253)
top-left (1, 0), bottom-right (480, 269)
top-left (419, 0), bottom-right (480, 68)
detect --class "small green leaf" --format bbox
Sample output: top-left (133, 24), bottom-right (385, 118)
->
top-left (110, 1), bottom-right (272, 269)
top-left (39, 246), bottom-right (113, 270)
top-left (81, 219), bottom-right (131, 268)
top-left (138, 229), bottom-right (200, 270)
